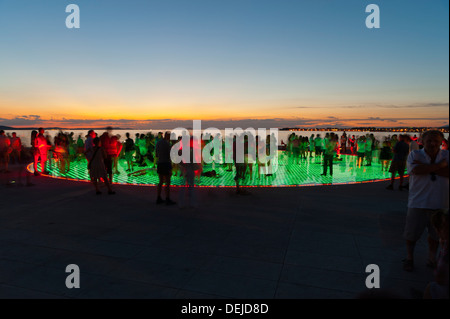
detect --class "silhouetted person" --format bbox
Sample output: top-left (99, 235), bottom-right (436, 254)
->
top-left (100, 127), bottom-right (114, 184)
top-left (124, 132), bottom-right (135, 172)
top-left (136, 134), bottom-right (147, 166)
top-left (340, 132), bottom-right (347, 154)
top-left (89, 137), bottom-right (115, 195)
top-left (321, 133), bottom-right (337, 176)
top-left (233, 134), bottom-right (250, 194)
top-left (386, 134), bottom-right (409, 190)
top-left (10, 132), bottom-right (22, 164)
top-left (84, 130), bottom-right (96, 164)
top-left (76, 134), bottom-right (84, 160)
top-left (156, 132), bottom-right (175, 205)
top-left (110, 135), bottom-right (122, 174)
top-left (380, 137), bottom-right (392, 172)
top-left (314, 134), bottom-right (323, 161)
top-left (365, 134), bottom-right (373, 166)
top-left (179, 137), bottom-right (201, 208)
top-left (33, 128), bottom-right (50, 175)
top-left (309, 134), bottom-right (315, 157)
top-left (356, 136), bottom-right (366, 168)
top-left (0, 130), bottom-right (11, 172)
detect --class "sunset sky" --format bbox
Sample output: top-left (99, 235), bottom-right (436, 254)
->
top-left (0, 0), bottom-right (448, 129)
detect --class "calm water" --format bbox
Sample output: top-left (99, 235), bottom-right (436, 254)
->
top-left (4, 129), bottom-right (447, 147)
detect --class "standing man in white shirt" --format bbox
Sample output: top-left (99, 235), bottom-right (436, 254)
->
top-left (402, 130), bottom-right (449, 271)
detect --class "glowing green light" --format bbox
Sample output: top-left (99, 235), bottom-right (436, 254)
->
top-left (33, 153), bottom-right (397, 187)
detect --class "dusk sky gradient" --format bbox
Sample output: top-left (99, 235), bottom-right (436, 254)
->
top-left (0, 0), bottom-right (448, 129)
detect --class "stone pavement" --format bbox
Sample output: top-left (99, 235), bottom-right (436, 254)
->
top-left (0, 164), bottom-right (435, 299)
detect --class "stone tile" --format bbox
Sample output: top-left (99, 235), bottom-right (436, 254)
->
top-left (43, 251), bottom-right (129, 277)
top-left (75, 273), bottom-right (179, 298)
top-left (280, 264), bottom-right (366, 294)
top-left (202, 255), bottom-right (283, 281)
top-left (216, 242), bottom-right (286, 263)
top-left (0, 228), bottom-right (36, 243)
top-left (224, 229), bottom-right (291, 249)
top-left (275, 282), bottom-right (355, 299)
top-left (170, 222), bottom-right (231, 241)
top-left (67, 238), bottom-right (146, 259)
top-left (6, 265), bottom-right (83, 298)
top-left (182, 270), bottom-right (277, 299)
top-left (285, 249), bottom-right (363, 273)
top-left (134, 247), bottom-right (211, 269)
top-left (361, 259), bottom-right (435, 285)
top-left (0, 242), bottom-right (62, 266)
top-left (154, 235), bottom-right (225, 255)
top-left (0, 284), bottom-right (64, 299)
top-left (288, 237), bottom-right (360, 258)
top-left (358, 246), bottom-right (404, 263)
top-left (10, 233), bottom-right (85, 252)
top-left (95, 229), bottom-right (169, 247)
top-left (0, 259), bottom-right (36, 283)
top-left (115, 259), bottom-right (197, 289)
top-left (174, 289), bottom-right (225, 299)
top-left (379, 277), bottom-right (430, 299)
top-left (353, 234), bottom-right (385, 248)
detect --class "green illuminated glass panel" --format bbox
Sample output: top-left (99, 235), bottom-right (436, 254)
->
top-left (33, 152), bottom-right (396, 187)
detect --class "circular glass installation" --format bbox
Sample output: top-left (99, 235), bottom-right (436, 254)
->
top-left (28, 152), bottom-right (396, 187)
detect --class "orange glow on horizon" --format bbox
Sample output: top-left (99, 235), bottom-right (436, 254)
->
top-left (1, 100), bottom-right (448, 129)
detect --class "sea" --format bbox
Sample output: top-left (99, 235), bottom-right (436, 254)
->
top-left (4, 128), bottom-right (447, 148)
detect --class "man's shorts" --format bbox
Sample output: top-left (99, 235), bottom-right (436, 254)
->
top-left (157, 162), bottom-right (172, 176)
top-left (125, 151), bottom-right (134, 162)
top-left (403, 208), bottom-right (440, 242)
top-left (389, 160), bottom-right (406, 174)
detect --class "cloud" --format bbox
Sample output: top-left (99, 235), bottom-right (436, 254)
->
top-left (0, 115), bottom-right (448, 130)
top-left (289, 102), bottom-right (449, 109)
top-left (367, 117), bottom-right (398, 122)
top-left (15, 115), bottom-right (41, 120)
top-left (0, 115), bottom-right (45, 126)
top-left (376, 103), bottom-right (449, 109)
top-left (422, 103), bottom-right (449, 107)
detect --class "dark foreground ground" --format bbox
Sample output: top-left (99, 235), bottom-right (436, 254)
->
top-left (0, 163), bottom-right (435, 299)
